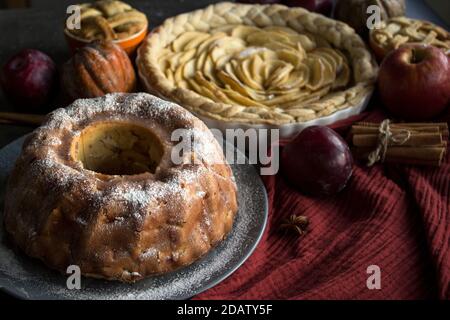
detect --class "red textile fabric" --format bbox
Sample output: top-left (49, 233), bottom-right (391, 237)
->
top-left (196, 108), bottom-right (450, 300)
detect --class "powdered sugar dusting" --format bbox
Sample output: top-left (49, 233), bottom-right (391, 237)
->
top-left (140, 248), bottom-right (159, 260)
top-left (0, 136), bottom-right (266, 300)
top-left (30, 157), bottom-right (84, 189)
top-left (43, 93), bottom-right (194, 131)
top-left (0, 93), bottom-right (252, 299)
top-left (38, 92), bottom-right (226, 170)
top-left (20, 92), bottom-right (228, 216)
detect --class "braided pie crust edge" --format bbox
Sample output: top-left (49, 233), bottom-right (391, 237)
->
top-left (137, 2), bottom-right (379, 125)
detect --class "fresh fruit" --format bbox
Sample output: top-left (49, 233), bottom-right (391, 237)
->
top-left (378, 44), bottom-right (450, 120)
top-left (0, 49), bottom-right (57, 110)
top-left (335, 0), bottom-right (406, 37)
top-left (282, 0), bottom-right (333, 16)
top-left (61, 41), bottom-right (136, 101)
top-left (281, 126), bottom-right (354, 196)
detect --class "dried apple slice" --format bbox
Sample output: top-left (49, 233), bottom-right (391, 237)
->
top-left (238, 58), bottom-right (264, 91)
top-left (168, 49), bottom-right (196, 71)
top-left (196, 32), bottom-right (227, 53)
top-left (306, 55), bottom-right (335, 90)
top-left (264, 59), bottom-right (288, 77)
top-left (274, 67), bottom-right (309, 91)
top-left (217, 68), bottom-right (248, 98)
top-left (202, 54), bottom-right (215, 79)
top-left (249, 54), bottom-right (264, 87)
top-left (191, 84), bottom-right (220, 104)
top-left (217, 37), bottom-right (246, 54)
top-left (309, 51), bottom-right (337, 74)
top-left (184, 33), bottom-right (210, 51)
top-left (185, 77), bottom-right (204, 96)
top-left (183, 59), bottom-right (196, 79)
top-left (264, 41), bottom-right (297, 52)
top-left (231, 25), bottom-right (260, 39)
top-left (220, 62), bottom-right (265, 101)
top-left (210, 46), bottom-right (227, 62)
top-left (195, 49), bottom-right (209, 73)
top-left (194, 72), bottom-right (234, 104)
top-left (318, 56), bottom-right (336, 86)
top-left (215, 54), bottom-right (231, 70)
top-left (266, 64), bottom-right (294, 89)
top-left (222, 87), bottom-right (265, 107)
top-left (172, 31), bottom-right (207, 52)
top-left (316, 48), bottom-right (344, 67)
top-left (180, 49), bottom-right (197, 65)
top-left (258, 50), bottom-right (278, 61)
top-left (174, 60), bottom-right (190, 84)
top-left (288, 34), bottom-right (316, 52)
top-left (305, 58), bottom-right (325, 91)
top-left (174, 62), bottom-right (184, 84)
top-left (277, 48), bottom-right (305, 67)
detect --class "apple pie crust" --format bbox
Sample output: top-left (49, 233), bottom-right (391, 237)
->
top-left (370, 17), bottom-right (450, 59)
top-left (66, 0), bottom-right (148, 41)
top-left (137, 2), bottom-right (378, 125)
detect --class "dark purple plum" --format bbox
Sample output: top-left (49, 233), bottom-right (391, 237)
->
top-left (1, 49), bottom-right (57, 111)
top-left (281, 126), bottom-right (354, 196)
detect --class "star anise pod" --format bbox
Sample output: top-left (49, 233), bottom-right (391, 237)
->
top-left (280, 215), bottom-right (309, 236)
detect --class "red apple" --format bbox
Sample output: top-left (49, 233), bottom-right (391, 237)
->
top-left (378, 44), bottom-right (450, 120)
top-left (0, 49), bottom-right (57, 111)
top-left (282, 0), bottom-right (333, 16)
top-left (281, 126), bottom-right (353, 196)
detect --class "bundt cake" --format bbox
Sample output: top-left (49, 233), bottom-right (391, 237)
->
top-left (3, 93), bottom-right (238, 282)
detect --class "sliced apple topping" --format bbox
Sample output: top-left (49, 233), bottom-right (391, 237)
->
top-left (157, 25), bottom-right (352, 108)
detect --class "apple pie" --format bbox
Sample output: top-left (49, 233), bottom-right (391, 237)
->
top-left (370, 17), bottom-right (450, 59)
top-left (65, 0), bottom-right (148, 41)
top-left (137, 2), bottom-right (378, 125)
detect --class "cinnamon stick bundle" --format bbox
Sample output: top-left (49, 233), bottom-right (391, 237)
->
top-left (351, 121), bottom-right (448, 167)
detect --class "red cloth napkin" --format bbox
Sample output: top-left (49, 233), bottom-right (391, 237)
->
top-left (196, 108), bottom-right (450, 300)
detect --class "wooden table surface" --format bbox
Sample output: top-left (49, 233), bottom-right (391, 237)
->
top-left (0, 0), bottom-right (448, 148)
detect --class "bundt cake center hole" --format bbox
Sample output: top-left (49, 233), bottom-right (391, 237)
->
top-left (72, 122), bottom-right (164, 176)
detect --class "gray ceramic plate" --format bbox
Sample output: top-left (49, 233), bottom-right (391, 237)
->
top-left (0, 136), bottom-right (268, 300)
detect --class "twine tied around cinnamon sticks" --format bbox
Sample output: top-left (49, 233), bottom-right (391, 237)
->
top-left (366, 119), bottom-right (411, 166)
top-left (351, 121), bottom-right (449, 167)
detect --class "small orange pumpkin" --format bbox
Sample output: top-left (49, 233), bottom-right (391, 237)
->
top-left (62, 41), bottom-right (136, 101)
